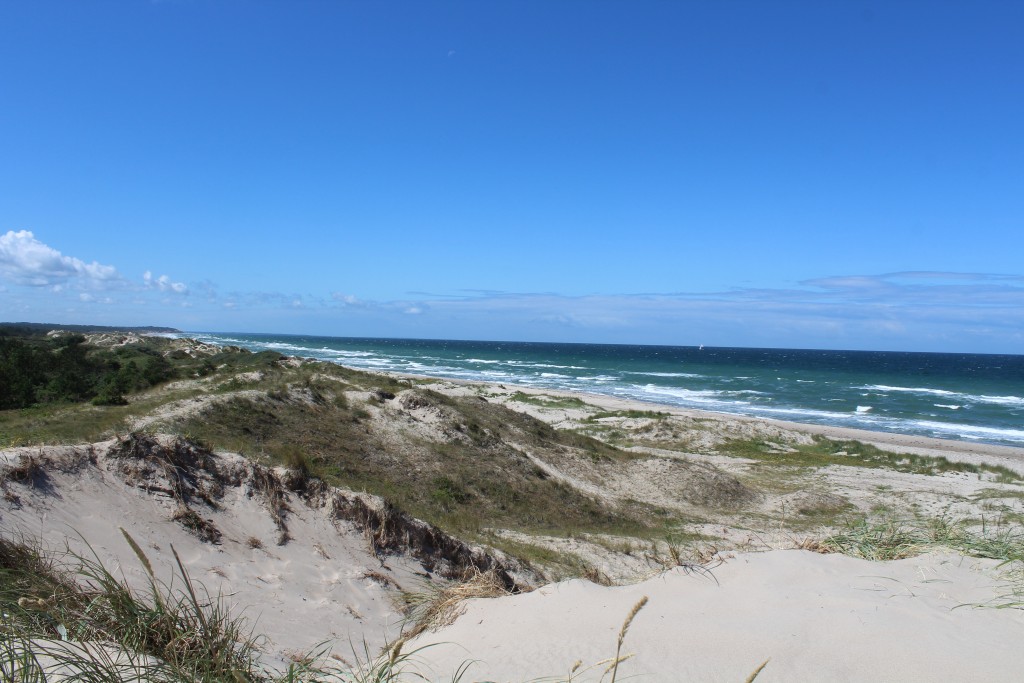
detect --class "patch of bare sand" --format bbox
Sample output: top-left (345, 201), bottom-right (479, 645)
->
top-left (411, 549), bottom-right (1024, 682)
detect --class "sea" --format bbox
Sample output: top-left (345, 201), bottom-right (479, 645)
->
top-left (178, 332), bottom-right (1024, 448)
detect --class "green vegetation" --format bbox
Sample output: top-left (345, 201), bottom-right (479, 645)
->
top-left (0, 336), bottom-right (292, 446)
top-left (820, 516), bottom-right (1024, 565)
top-left (0, 332), bottom-right (175, 409)
top-left (178, 386), bottom-right (656, 540)
top-left (797, 517), bottom-right (1024, 610)
top-left (0, 531), bottom-right (264, 681)
top-left (585, 409), bottom-right (670, 422)
top-left (508, 391), bottom-right (590, 409)
top-left (722, 436), bottom-right (1021, 482)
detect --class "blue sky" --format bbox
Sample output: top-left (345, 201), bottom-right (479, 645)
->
top-left (1, 1), bottom-right (1022, 353)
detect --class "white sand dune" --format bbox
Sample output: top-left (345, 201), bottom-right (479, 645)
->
top-left (411, 550), bottom-right (1023, 682)
top-left (0, 438), bottom-right (524, 673)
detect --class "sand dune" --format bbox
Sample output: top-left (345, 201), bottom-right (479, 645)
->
top-left (411, 550), bottom-right (1022, 682)
top-left (3, 363), bottom-right (1024, 681)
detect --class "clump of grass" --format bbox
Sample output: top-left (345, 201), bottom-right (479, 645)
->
top-left (815, 516), bottom-right (1024, 610)
top-left (400, 569), bottom-right (516, 638)
top-left (509, 391), bottom-right (589, 409)
top-left (0, 530), bottom-right (482, 682)
top-left (301, 638), bottom-right (472, 683)
top-left (0, 529), bottom-right (264, 681)
top-left (724, 436), bottom-right (1022, 483)
top-left (171, 506), bottom-right (223, 544)
top-left (818, 516), bottom-right (1024, 563)
top-left (280, 445), bottom-right (315, 482)
top-left (583, 565), bottom-right (613, 586)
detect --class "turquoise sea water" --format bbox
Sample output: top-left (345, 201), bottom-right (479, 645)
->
top-left (181, 333), bottom-right (1024, 447)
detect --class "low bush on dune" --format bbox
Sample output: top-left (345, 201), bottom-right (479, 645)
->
top-left (0, 333), bottom-right (176, 410)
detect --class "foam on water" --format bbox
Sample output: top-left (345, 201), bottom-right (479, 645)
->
top-left (907, 420), bottom-right (1024, 442)
top-left (860, 385), bottom-right (1024, 408)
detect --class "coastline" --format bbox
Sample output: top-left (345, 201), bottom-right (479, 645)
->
top-left (180, 331), bottom-right (1024, 450)
top-left (383, 368), bottom-right (1024, 473)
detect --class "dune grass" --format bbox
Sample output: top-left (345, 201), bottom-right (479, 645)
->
top-left (0, 531), bottom-right (482, 682)
top-left (585, 410), bottom-right (671, 422)
top-left (399, 568), bottom-right (517, 638)
top-left (817, 515), bottom-right (1024, 562)
top-left (173, 386), bottom-right (658, 542)
top-left (721, 436), bottom-right (1022, 482)
top-left (812, 515), bottom-right (1024, 608)
top-left (0, 530), bottom-right (265, 681)
top-left (508, 391), bottom-right (592, 410)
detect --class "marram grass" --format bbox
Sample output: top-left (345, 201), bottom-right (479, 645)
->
top-left (0, 531), bottom-right (472, 682)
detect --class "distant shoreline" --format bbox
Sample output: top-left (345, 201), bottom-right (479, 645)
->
top-left (384, 369), bottom-right (1024, 472)
top-left (17, 325), bottom-right (1016, 456)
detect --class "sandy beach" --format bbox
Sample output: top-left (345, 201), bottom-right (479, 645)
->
top-left (3, 349), bottom-right (1023, 681)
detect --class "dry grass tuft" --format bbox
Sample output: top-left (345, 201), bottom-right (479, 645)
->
top-left (0, 454), bottom-right (50, 506)
top-left (401, 569), bottom-right (514, 637)
top-left (583, 565), bottom-right (613, 586)
top-left (1, 454), bottom-right (46, 486)
top-left (250, 464), bottom-right (292, 545)
top-left (363, 570), bottom-right (400, 590)
top-left (171, 506), bottom-right (222, 544)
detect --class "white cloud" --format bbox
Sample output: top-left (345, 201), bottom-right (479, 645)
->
top-left (144, 270), bottom-right (188, 293)
top-left (0, 230), bottom-right (118, 286)
top-left (79, 293), bottom-right (94, 302)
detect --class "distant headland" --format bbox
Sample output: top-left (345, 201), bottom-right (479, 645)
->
top-left (0, 322), bottom-right (180, 335)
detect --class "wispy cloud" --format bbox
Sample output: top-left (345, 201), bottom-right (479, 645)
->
top-left (0, 230), bottom-right (119, 287)
top-left (331, 292), bottom-right (366, 307)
